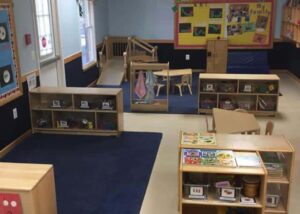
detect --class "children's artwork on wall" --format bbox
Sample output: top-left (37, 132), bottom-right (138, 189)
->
top-left (0, 0), bottom-right (22, 106)
top-left (179, 23), bottom-right (192, 33)
top-left (210, 8), bottom-right (223, 19)
top-left (208, 24), bottom-right (222, 34)
top-left (181, 7), bottom-right (194, 17)
top-left (174, 0), bottom-right (275, 49)
top-left (193, 26), bottom-right (206, 36)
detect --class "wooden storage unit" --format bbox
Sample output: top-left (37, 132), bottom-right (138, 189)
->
top-left (0, 162), bottom-right (57, 214)
top-left (281, 5), bottom-right (300, 47)
top-left (29, 87), bottom-right (123, 136)
top-left (206, 39), bottom-right (228, 73)
top-left (130, 62), bottom-right (169, 112)
top-left (198, 74), bottom-right (280, 116)
top-left (179, 133), bottom-right (295, 214)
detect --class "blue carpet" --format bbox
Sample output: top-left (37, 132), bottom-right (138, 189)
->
top-left (98, 73), bottom-right (199, 114)
top-left (1, 132), bottom-right (162, 214)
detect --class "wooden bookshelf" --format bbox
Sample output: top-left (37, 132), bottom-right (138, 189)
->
top-left (178, 133), bottom-right (295, 214)
top-left (29, 87), bottom-right (123, 136)
top-left (281, 3), bottom-right (300, 47)
top-left (198, 74), bottom-right (280, 116)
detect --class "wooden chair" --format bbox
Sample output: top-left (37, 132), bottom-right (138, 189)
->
top-left (265, 121), bottom-right (274, 135)
top-left (154, 76), bottom-right (166, 96)
top-left (234, 108), bottom-right (248, 113)
top-left (175, 75), bottom-right (192, 96)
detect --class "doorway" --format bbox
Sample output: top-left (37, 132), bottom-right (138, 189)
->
top-left (33, 0), bottom-right (65, 86)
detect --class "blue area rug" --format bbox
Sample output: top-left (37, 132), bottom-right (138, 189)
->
top-left (98, 73), bottom-right (199, 114)
top-left (1, 132), bottom-right (162, 214)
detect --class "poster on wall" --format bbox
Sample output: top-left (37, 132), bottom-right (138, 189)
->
top-left (174, 0), bottom-right (275, 49)
top-left (0, 0), bottom-right (22, 106)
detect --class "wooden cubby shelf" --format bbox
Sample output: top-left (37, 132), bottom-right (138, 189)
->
top-left (179, 133), bottom-right (294, 214)
top-left (198, 74), bottom-right (280, 116)
top-left (281, 4), bottom-right (300, 47)
top-left (29, 87), bottom-right (123, 136)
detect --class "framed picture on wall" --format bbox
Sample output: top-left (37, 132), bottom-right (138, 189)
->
top-left (0, 0), bottom-right (23, 106)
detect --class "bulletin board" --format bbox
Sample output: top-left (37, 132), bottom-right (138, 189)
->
top-left (0, 0), bottom-right (22, 106)
top-left (174, 0), bottom-right (275, 49)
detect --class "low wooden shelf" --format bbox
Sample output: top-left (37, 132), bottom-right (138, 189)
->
top-left (179, 133), bottom-right (294, 214)
top-left (198, 73), bottom-right (280, 116)
top-left (29, 87), bottom-right (123, 136)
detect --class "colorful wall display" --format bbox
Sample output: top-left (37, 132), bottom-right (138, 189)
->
top-left (0, 0), bottom-right (22, 106)
top-left (174, 0), bottom-right (275, 49)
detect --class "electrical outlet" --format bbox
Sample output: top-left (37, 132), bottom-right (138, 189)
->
top-left (13, 108), bottom-right (18, 119)
top-left (185, 54), bottom-right (190, 60)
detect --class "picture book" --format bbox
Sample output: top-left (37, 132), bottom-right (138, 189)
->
top-left (235, 152), bottom-right (261, 167)
top-left (183, 149), bottom-right (201, 165)
top-left (181, 132), bottom-right (217, 146)
top-left (182, 132), bottom-right (198, 145)
top-left (200, 149), bottom-right (218, 166)
top-left (216, 150), bottom-right (237, 167)
top-left (198, 133), bottom-right (217, 146)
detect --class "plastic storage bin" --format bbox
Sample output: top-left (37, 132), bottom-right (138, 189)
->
top-left (184, 184), bottom-right (210, 200)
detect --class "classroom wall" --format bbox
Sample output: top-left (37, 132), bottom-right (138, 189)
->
top-left (13, 0), bottom-right (39, 74)
top-left (107, 0), bottom-right (173, 39)
top-left (107, 0), bottom-right (285, 40)
top-left (94, 0), bottom-right (108, 44)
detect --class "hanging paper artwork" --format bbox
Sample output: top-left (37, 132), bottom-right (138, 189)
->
top-left (0, 1), bottom-right (23, 106)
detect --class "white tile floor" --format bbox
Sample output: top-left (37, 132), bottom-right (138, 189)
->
top-left (122, 73), bottom-right (300, 214)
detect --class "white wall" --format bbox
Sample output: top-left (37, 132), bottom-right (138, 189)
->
top-left (108, 0), bottom-right (174, 39)
top-left (57, 0), bottom-right (81, 58)
top-left (94, 0), bottom-right (108, 44)
top-left (13, 0), bottom-right (39, 74)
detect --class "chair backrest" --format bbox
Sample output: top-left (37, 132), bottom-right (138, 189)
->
top-left (181, 75), bottom-right (190, 84)
top-left (234, 108), bottom-right (248, 113)
top-left (205, 114), bottom-right (216, 133)
top-left (265, 121), bottom-right (274, 135)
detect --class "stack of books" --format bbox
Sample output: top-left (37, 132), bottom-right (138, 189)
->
top-left (235, 152), bottom-right (261, 168)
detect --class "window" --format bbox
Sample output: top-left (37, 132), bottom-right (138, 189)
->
top-left (79, 0), bottom-right (96, 68)
top-left (35, 0), bottom-right (55, 61)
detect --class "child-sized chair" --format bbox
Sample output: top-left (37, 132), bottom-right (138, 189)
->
top-left (175, 74), bottom-right (192, 96)
top-left (265, 121), bottom-right (274, 135)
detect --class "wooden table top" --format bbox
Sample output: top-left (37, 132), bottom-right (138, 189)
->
top-left (0, 162), bottom-right (53, 191)
top-left (212, 108), bottom-right (260, 134)
top-left (154, 68), bottom-right (192, 77)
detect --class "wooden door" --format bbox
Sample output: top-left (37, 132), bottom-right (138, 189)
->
top-left (206, 39), bottom-right (228, 73)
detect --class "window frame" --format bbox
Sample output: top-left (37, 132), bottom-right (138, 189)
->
top-left (79, 0), bottom-right (97, 70)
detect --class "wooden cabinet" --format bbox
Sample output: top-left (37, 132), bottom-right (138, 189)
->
top-left (29, 87), bottom-right (123, 136)
top-left (0, 163), bottom-right (57, 214)
top-left (281, 5), bottom-right (300, 47)
top-left (198, 74), bottom-right (280, 116)
top-left (206, 39), bottom-right (228, 73)
top-left (178, 133), bottom-right (295, 214)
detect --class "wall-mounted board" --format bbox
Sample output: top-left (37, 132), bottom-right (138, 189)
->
top-left (174, 0), bottom-right (275, 49)
top-left (0, 0), bottom-right (23, 106)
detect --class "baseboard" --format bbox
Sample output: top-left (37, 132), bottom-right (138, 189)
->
top-left (64, 52), bottom-right (82, 64)
top-left (87, 79), bottom-right (98, 87)
top-left (0, 129), bottom-right (32, 159)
